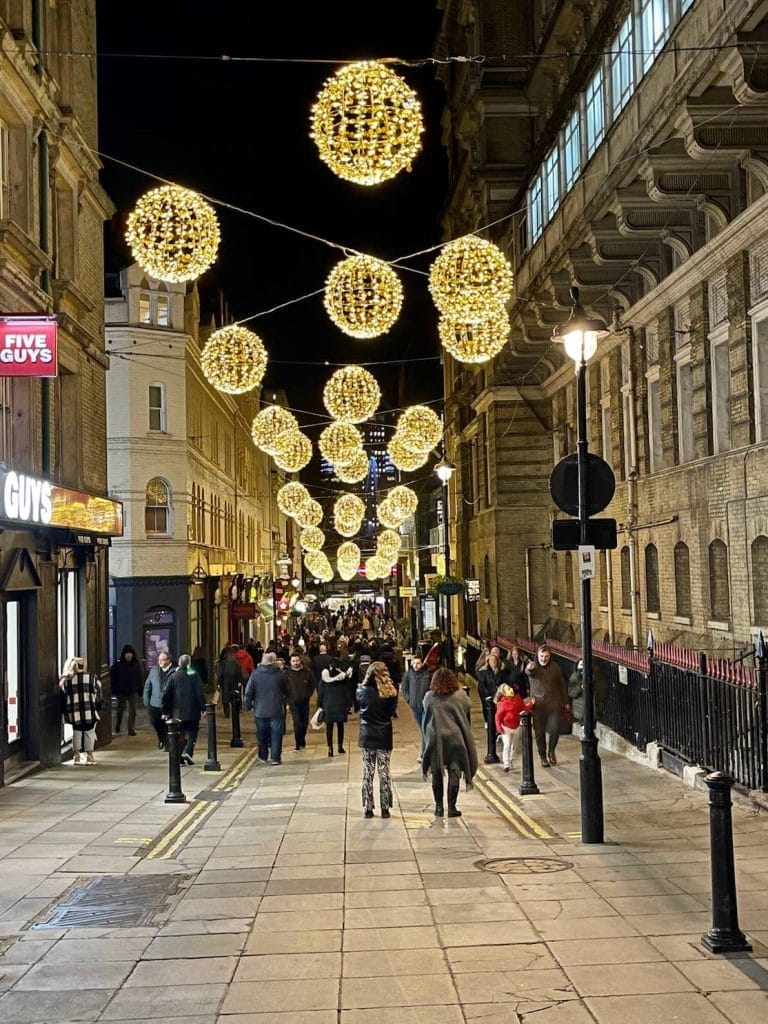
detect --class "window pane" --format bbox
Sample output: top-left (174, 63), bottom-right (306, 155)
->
top-left (563, 111), bottom-right (581, 190)
top-left (139, 292), bottom-right (151, 323)
top-left (640, 0), bottom-right (670, 73)
top-left (585, 68), bottom-right (605, 159)
top-left (528, 174), bottom-right (543, 243)
top-left (645, 545), bottom-right (659, 613)
top-left (156, 294), bottom-right (169, 326)
top-left (752, 537), bottom-right (768, 624)
top-left (708, 541), bottom-right (730, 621)
top-left (543, 146), bottom-right (560, 218)
top-left (611, 15), bottom-right (634, 117)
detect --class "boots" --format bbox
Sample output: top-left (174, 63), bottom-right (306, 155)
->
top-left (432, 773), bottom-right (444, 817)
top-left (447, 775), bottom-right (461, 817)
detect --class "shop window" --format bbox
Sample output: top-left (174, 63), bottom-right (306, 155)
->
top-left (145, 477), bottom-right (172, 536)
top-left (674, 541), bottom-right (692, 619)
top-left (751, 536), bottom-right (768, 624)
top-left (148, 383), bottom-right (166, 432)
top-left (645, 544), bottom-right (660, 614)
top-left (620, 546), bottom-right (631, 610)
top-left (708, 540), bottom-right (730, 622)
top-left (564, 551), bottom-right (574, 605)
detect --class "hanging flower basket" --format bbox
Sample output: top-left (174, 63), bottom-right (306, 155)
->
top-left (429, 574), bottom-right (465, 597)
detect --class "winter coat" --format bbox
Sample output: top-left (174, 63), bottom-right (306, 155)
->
top-left (318, 666), bottom-right (350, 723)
top-left (61, 672), bottom-right (102, 731)
top-left (143, 663), bottom-right (176, 708)
top-left (218, 654), bottom-right (243, 700)
top-left (379, 649), bottom-right (402, 685)
top-left (401, 666), bottom-right (431, 713)
top-left (109, 645), bottom-right (143, 697)
top-left (162, 667), bottom-right (206, 722)
top-left (244, 664), bottom-right (290, 719)
top-left (477, 667), bottom-right (506, 703)
top-left (312, 652), bottom-right (336, 678)
top-left (526, 660), bottom-right (568, 710)
top-left (507, 657), bottom-right (529, 697)
top-left (422, 689), bottom-right (478, 786)
top-left (191, 656), bottom-right (209, 691)
top-left (234, 648), bottom-right (254, 678)
top-left (495, 694), bottom-right (531, 733)
top-left (356, 681), bottom-right (398, 751)
top-left (286, 666), bottom-right (316, 703)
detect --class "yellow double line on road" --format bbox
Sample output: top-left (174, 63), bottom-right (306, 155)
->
top-left (475, 769), bottom-right (554, 840)
top-left (145, 748), bottom-right (259, 861)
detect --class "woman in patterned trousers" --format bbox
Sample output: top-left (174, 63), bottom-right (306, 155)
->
top-left (356, 661), bottom-right (398, 818)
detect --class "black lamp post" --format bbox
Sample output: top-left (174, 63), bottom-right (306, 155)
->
top-left (435, 454), bottom-right (457, 669)
top-left (553, 286), bottom-right (609, 844)
top-left (272, 553), bottom-right (292, 644)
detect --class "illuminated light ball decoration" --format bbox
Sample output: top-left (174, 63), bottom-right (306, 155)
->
top-left (300, 527), bottom-right (325, 552)
top-left (272, 429), bottom-right (313, 473)
top-left (387, 435), bottom-right (429, 472)
top-left (319, 421), bottom-right (364, 467)
top-left (324, 255), bottom-right (403, 339)
top-left (387, 484), bottom-right (418, 519)
top-left (438, 308), bottom-right (511, 365)
top-left (338, 562), bottom-right (358, 582)
top-left (252, 405), bottom-right (298, 454)
top-left (295, 498), bottom-right (324, 528)
top-left (429, 235), bottom-right (513, 323)
top-left (376, 529), bottom-right (402, 560)
top-left (395, 404), bottom-right (443, 454)
top-left (310, 60), bottom-right (424, 186)
top-left (323, 365), bottom-right (381, 423)
top-left (201, 325), bottom-right (268, 395)
top-left (336, 518), bottom-right (362, 539)
top-left (125, 184), bottom-right (220, 283)
top-left (377, 497), bottom-right (405, 530)
top-left (335, 448), bottom-right (370, 484)
top-left (276, 481), bottom-right (311, 518)
top-left (334, 493), bottom-right (366, 522)
top-left (337, 540), bottom-right (361, 567)
top-left (304, 550), bottom-right (333, 583)
top-left (366, 554), bottom-right (393, 580)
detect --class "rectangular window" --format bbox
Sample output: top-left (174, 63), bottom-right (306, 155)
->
top-left (675, 349), bottom-right (694, 464)
top-left (639, 0), bottom-right (670, 73)
top-left (611, 14), bottom-right (634, 117)
top-left (753, 310), bottom-right (768, 442)
top-left (543, 145), bottom-right (560, 219)
top-left (584, 67), bottom-right (605, 159)
top-left (601, 400), bottom-right (612, 465)
top-left (148, 384), bottom-right (166, 432)
top-left (646, 370), bottom-right (662, 473)
top-left (562, 110), bottom-right (581, 191)
top-left (710, 327), bottom-right (731, 455)
top-left (528, 173), bottom-right (543, 244)
top-left (156, 293), bottom-right (169, 326)
top-left (139, 291), bottom-right (151, 324)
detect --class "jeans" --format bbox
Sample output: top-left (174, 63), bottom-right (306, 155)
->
top-left (432, 768), bottom-right (461, 811)
top-left (361, 749), bottom-right (392, 812)
top-left (148, 706), bottom-right (166, 747)
top-left (326, 721), bottom-right (344, 750)
top-left (115, 692), bottom-right (137, 733)
top-left (500, 725), bottom-right (519, 768)
top-left (179, 720), bottom-right (199, 758)
top-left (291, 699), bottom-right (310, 749)
top-left (73, 728), bottom-right (96, 753)
top-left (257, 716), bottom-right (284, 763)
top-left (533, 706), bottom-right (562, 759)
top-left (412, 706), bottom-right (426, 756)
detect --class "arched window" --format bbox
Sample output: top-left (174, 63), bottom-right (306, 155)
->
top-left (708, 540), bottom-right (730, 622)
top-left (620, 546), bottom-right (631, 610)
top-left (138, 280), bottom-right (151, 324)
top-left (156, 284), bottom-right (169, 326)
top-left (751, 536), bottom-right (768, 624)
top-left (551, 552), bottom-right (559, 603)
top-left (645, 544), bottom-right (659, 614)
top-left (483, 554), bottom-right (490, 600)
top-left (564, 551), bottom-right (574, 605)
top-left (145, 478), bottom-right (171, 536)
top-left (674, 541), bottom-right (691, 618)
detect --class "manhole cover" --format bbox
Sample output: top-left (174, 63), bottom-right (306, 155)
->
top-left (32, 873), bottom-right (190, 929)
top-left (475, 857), bottom-right (573, 875)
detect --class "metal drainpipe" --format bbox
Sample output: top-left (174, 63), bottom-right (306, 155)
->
top-left (606, 548), bottom-right (615, 643)
top-left (34, 0), bottom-right (52, 475)
top-left (625, 326), bottom-right (641, 648)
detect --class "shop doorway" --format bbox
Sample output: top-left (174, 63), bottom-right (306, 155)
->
top-left (2, 595), bottom-right (33, 777)
top-left (143, 607), bottom-right (176, 670)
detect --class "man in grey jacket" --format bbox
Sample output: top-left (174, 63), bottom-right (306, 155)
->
top-left (401, 656), bottom-right (431, 760)
top-left (143, 651), bottom-right (176, 750)
top-left (244, 652), bottom-right (290, 765)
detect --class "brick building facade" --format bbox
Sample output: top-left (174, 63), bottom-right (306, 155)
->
top-left (436, 0), bottom-right (768, 658)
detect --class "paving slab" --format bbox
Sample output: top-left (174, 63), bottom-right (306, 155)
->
top-left (101, 982), bottom-right (227, 1019)
top-left (221, 979), bottom-right (339, 1014)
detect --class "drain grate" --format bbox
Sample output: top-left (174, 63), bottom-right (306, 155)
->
top-left (32, 873), bottom-right (191, 930)
top-left (475, 857), bottom-right (573, 875)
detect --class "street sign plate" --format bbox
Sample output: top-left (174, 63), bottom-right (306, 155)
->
top-left (549, 453), bottom-right (616, 517)
top-left (552, 518), bottom-right (618, 551)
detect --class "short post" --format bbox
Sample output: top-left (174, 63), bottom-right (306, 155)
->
top-left (701, 772), bottom-right (752, 954)
top-left (230, 688), bottom-right (244, 748)
top-left (204, 702), bottom-right (221, 771)
top-left (484, 699), bottom-right (499, 764)
top-left (519, 711), bottom-right (540, 796)
top-left (164, 719), bottom-right (186, 804)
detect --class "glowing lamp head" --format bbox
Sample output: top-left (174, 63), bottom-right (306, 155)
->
top-left (435, 457), bottom-right (457, 484)
top-left (553, 287), bottom-right (609, 367)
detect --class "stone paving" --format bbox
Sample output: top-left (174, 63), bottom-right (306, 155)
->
top-left (0, 700), bottom-right (766, 1023)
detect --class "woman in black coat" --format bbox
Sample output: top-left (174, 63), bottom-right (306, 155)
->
top-left (356, 661), bottom-right (398, 818)
top-left (423, 667), bottom-right (478, 818)
top-left (318, 662), bottom-right (350, 756)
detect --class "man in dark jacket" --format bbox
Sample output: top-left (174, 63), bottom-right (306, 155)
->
top-left (244, 653), bottom-right (290, 764)
top-left (161, 654), bottom-right (206, 765)
top-left (401, 656), bottom-right (431, 759)
top-left (286, 652), bottom-right (316, 752)
top-left (110, 644), bottom-right (143, 735)
top-left (525, 644), bottom-right (568, 767)
top-left (218, 647), bottom-right (243, 718)
top-left (312, 643), bottom-right (335, 678)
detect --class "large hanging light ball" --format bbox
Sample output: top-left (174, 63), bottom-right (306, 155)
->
top-left (376, 529), bottom-right (402, 560)
top-left (395, 405), bottom-right (443, 454)
top-left (252, 405), bottom-right (299, 454)
top-left (337, 540), bottom-right (361, 567)
top-left (305, 550), bottom-right (333, 582)
top-left (324, 254), bottom-right (403, 339)
top-left (334, 492), bottom-right (366, 522)
top-left (366, 554), bottom-right (393, 580)
top-left (338, 562), bottom-right (358, 582)
top-left (201, 325), bottom-right (268, 395)
top-left (439, 309), bottom-right (511, 364)
top-left (125, 184), bottom-right (220, 283)
top-left (310, 60), bottom-right (424, 186)
top-left (323, 365), bottom-right (381, 423)
top-left (277, 481), bottom-right (311, 518)
top-left (387, 435), bottom-right (429, 472)
top-left (377, 497), bottom-right (405, 530)
top-left (335, 448), bottom-right (370, 484)
top-left (388, 485), bottom-right (418, 519)
top-left (429, 235), bottom-right (513, 323)
top-left (335, 517), bottom-right (362, 539)
top-left (273, 429), bottom-right (312, 473)
top-left (296, 498), bottom-right (324, 529)
top-left (319, 421), bottom-right (364, 467)
top-left (300, 526), bottom-right (325, 552)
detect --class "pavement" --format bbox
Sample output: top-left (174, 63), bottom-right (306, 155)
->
top-left (0, 696), bottom-right (766, 1024)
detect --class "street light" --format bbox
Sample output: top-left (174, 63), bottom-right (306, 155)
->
top-left (273, 553), bottom-right (292, 644)
top-left (553, 285), bottom-right (609, 845)
top-left (435, 454), bottom-right (457, 669)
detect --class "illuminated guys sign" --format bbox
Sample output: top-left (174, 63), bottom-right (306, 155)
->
top-left (0, 470), bottom-right (123, 536)
top-left (2, 472), bottom-right (52, 524)
top-left (0, 316), bottom-right (58, 377)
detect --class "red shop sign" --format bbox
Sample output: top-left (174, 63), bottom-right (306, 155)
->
top-left (231, 602), bottom-right (257, 619)
top-left (0, 315), bottom-right (58, 377)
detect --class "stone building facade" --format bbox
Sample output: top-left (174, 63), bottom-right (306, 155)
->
top-left (0, 2), bottom-right (115, 785)
top-left (436, 0), bottom-right (768, 658)
top-left (105, 266), bottom-right (299, 673)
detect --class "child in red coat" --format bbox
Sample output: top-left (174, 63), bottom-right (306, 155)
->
top-left (494, 684), bottom-right (535, 772)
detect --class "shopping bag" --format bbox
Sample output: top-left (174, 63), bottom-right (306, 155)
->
top-left (559, 704), bottom-right (574, 735)
top-left (309, 707), bottom-right (325, 730)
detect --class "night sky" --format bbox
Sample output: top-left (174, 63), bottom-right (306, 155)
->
top-left (96, 1), bottom-right (449, 443)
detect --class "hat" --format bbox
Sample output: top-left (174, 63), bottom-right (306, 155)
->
top-left (262, 652), bottom-right (277, 665)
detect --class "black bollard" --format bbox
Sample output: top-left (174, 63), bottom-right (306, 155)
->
top-left (230, 689), bottom-right (244, 748)
top-left (519, 711), bottom-right (540, 796)
top-left (164, 719), bottom-right (186, 804)
top-left (204, 702), bottom-right (221, 772)
top-left (701, 772), bottom-right (752, 953)
top-left (483, 699), bottom-right (500, 764)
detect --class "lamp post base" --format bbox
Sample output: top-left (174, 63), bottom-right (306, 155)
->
top-left (579, 735), bottom-right (604, 844)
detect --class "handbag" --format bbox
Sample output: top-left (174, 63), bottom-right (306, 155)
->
top-left (310, 707), bottom-right (325, 730)
top-left (559, 704), bottom-right (574, 735)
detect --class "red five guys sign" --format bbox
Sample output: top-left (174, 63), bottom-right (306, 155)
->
top-left (0, 315), bottom-right (58, 377)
